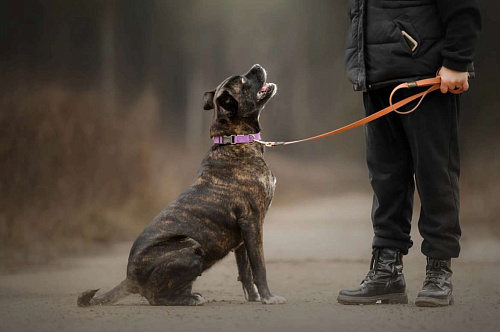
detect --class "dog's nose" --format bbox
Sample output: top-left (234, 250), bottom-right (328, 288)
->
top-left (253, 64), bottom-right (262, 70)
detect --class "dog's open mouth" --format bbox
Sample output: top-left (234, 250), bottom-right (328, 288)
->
top-left (257, 83), bottom-right (277, 101)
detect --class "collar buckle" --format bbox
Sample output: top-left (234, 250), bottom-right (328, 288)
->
top-left (222, 135), bottom-right (236, 144)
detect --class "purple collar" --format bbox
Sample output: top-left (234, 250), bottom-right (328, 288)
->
top-left (213, 132), bottom-right (261, 145)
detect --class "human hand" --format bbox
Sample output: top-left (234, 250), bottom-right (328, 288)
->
top-left (438, 66), bottom-right (469, 94)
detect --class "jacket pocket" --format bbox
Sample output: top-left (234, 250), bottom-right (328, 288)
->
top-left (393, 14), bottom-right (422, 58)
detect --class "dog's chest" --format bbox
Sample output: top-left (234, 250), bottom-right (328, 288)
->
top-left (204, 147), bottom-right (275, 202)
top-left (258, 167), bottom-right (275, 197)
top-left (249, 160), bottom-right (275, 211)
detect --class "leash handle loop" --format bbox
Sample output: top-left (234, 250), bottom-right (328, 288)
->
top-left (257, 76), bottom-right (442, 148)
top-left (390, 77), bottom-right (441, 115)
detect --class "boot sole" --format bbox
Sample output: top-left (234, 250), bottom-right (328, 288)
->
top-left (337, 293), bottom-right (408, 305)
top-left (415, 295), bottom-right (454, 307)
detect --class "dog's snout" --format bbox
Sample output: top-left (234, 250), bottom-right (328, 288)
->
top-left (246, 64), bottom-right (266, 84)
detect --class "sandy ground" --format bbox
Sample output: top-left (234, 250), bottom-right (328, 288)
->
top-left (1, 193), bottom-right (500, 332)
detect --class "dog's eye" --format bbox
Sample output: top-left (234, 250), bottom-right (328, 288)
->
top-left (216, 92), bottom-right (238, 113)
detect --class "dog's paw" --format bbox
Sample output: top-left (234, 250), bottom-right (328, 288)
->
top-left (261, 295), bottom-right (286, 305)
top-left (190, 293), bottom-right (206, 306)
top-left (245, 284), bottom-right (261, 302)
top-left (77, 289), bottom-right (99, 307)
top-left (247, 294), bottom-right (261, 302)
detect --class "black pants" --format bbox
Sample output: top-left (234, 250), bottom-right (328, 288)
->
top-left (364, 86), bottom-right (461, 259)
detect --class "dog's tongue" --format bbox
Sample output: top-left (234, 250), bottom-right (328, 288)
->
top-left (260, 84), bottom-right (270, 92)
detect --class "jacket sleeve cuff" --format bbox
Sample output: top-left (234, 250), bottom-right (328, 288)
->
top-left (442, 58), bottom-right (469, 72)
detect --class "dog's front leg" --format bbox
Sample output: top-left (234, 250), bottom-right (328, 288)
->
top-left (238, 218), bottom-right (286, 305)
top-left (234, 245), bottom-right (260, 301)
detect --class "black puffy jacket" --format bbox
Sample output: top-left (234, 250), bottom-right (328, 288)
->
top-left (345, 0), bottom-right (481, 91)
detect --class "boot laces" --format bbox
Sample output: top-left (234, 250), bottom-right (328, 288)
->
top-left (424, 259), bottom-right (445, 286)
top-left (361, 249), bottom-right (380, 283)
top-left (424, 270), bottom-right (442, 286)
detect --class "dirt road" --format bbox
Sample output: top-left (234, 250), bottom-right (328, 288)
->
top-left (1, 193), bottom-right (499, 332)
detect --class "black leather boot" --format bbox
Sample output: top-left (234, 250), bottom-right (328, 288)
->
top-left (415, 257), bottom-right (454, 307)
top-left (337, 248), bottom-right (408, 305)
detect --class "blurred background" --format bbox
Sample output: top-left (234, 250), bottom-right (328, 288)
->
top-left (1, 0), bottom-right (498, 267)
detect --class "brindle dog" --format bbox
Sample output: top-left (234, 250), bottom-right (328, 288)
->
top-left (77, 64), bottom-right (285, 306)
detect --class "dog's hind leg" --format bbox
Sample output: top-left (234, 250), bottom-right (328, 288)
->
top-left (150, 284), bottom-right (206, 306)
top-left (145, 241), bottom-right (206, 306)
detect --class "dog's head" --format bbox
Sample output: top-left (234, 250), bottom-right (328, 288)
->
top-left (204, 64), bottom-right (277, 135)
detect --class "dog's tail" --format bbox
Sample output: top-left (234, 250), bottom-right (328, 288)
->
top-left (77, 279), bottom-right (133, 307)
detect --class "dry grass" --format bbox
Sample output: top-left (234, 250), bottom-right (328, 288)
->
top-left (0, 83), bottom-right (170, 265)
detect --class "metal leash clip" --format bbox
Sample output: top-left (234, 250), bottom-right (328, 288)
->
top-left (254, 140), bottom-right (285, 148)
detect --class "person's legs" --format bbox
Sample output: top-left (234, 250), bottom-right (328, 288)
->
top-left (398, 88), bottom-right (460, 306)
top-left (399, 90), bottom-right (461, 259)
top-left (364, 87), bottom-right (415, 254)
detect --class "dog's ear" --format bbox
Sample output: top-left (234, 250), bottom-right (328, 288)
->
top-left (203, 90), bottom-right (215, 110)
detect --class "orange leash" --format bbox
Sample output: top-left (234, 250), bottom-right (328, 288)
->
top-left (254, 77), bottom-right (442, 147)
